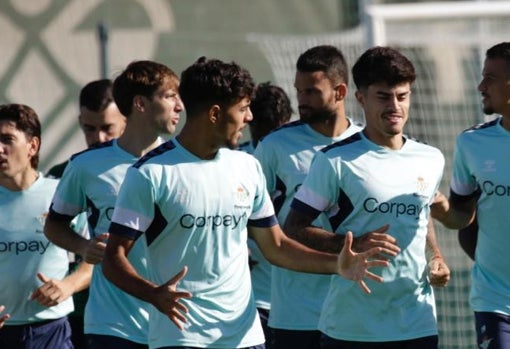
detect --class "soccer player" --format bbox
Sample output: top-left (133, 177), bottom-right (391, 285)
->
top-left (0, 104), bottom-right (91, 348)
top-left (253, 45), bottom-right (375, 349)
top-left (102, 57), bottom-right (394, 349)
top-left (46, 78), bottom-right (126, 349)
top-left (47, 79), bottom-right (126, 178)
top-left (431, 41), bottom-right (510, 349)
top-left (240, 81), bottom-right (294, 348)
top-left (239, 81), bottom-right (293, 153)
top-left (44, 60), bottom-right (183, 349)
top-left (284, 46), bottom-right (449, 349)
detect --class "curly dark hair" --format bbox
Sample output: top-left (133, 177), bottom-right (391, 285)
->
top-left (249, 82), bottom-right (293, 144)
top-left (179, 57), bottom-right (255, 117)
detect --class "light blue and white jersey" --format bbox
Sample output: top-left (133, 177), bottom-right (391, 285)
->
top-left (0, 175), bottom-right (73, 324)
top-left (293, 132), bottom-right (444, 341)
top-left (109, 139), bottom-right (277, 349)
top-left (239, 140), bottom-right (271, 311)
top-left (450, 117), bottom-right (510, 316)
top-left (48, 139), bottom-right (150, 344)
top-left (254, 119), bottom-right (362, 330)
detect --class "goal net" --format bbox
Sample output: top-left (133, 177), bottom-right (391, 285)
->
top-left (247, 2), bottom-right (510, 348)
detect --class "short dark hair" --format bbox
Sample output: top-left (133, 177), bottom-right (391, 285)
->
top-left (113, 60), bottom-right (180, 117)
top-left (486, 42), bottom-right (510, 74)
top-left (79, 79), bottom-right (114, 112)
top-left (0, 104), bottom-right (41, 169)
top-left (179, 57), bottom-right (256, 117)
top-left (352, 46), bottom-right (416, 90)
top-left (296, 45), bottom-right (349, 85)
top-left (249, 82), bottom-right (293, 144)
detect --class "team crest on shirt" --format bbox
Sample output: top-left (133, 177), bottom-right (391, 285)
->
top-left (35, 212), bottom-right (49, 233)
top-left (482, 160), bottom-right (496, 172)
top-left (234, 184), bottom-right (250, 204)
top-left (414, 176), bottom-right (430, 198)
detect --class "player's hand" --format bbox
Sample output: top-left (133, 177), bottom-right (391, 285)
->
top-left (352, 224), bottom-right (400, 259)
top-left (150, 266), bottom-right (193, 330)
top-left (337, 231), bottom-right (392, 294)
top-left (83, 232), bottom-right (109, 264)
top-left (0, 305), bottom-right (10, 329)
top-left (428, 257), bottom-right (450, 287)
top-left (430, 191), bottom-right (449, 221)
top-left (30, 273), bottom-right (73, 307)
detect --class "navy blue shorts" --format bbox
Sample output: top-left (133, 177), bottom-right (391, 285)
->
top-left (320, 334), bottom-right (438, 349)
top-left (0, 316), bottom-right (73, 349)
top-left (475, 311), bottom-right (510, 349)
top-left (86, 334), bottom-right (148, 349)
top-left (272, 328), bottom-right (322, 349)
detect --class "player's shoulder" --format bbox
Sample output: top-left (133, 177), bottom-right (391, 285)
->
top-left (405, 135), bottom-right (444, 159)
top-left (461, 117), bottom-right (500, 136)
top-left (258, 120), bottom-right (305, 143)
top-left (69, 140), bottom-right (115, 164)
top-left (321, 131), bottom-right (363, 155)
top-left (133, 139), bottom-right (178, 169)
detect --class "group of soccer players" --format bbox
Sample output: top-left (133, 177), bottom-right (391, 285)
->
top-left (0, 42), bottom-right (509, 349)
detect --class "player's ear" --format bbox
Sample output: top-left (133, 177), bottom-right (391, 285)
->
top-left (335, 83), bottom-right (347, 101)
top-left (355, 90), bottom-right (364, 106)
top-left (133, 95), bottom-right (145, 113)
top-left (208, 104), bottom-right (221, 123)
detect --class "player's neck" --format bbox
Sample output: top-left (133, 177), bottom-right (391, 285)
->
top-left (176, 124), bottom-right (218, 160)
top-left (117, 127), bottom-right (162, 158)
top-left (0, 167), bottom-right (38, 191)
top-left (501, 114), bottom-right (510, 132)
top-left (308, 114), bottom-right (349, 138)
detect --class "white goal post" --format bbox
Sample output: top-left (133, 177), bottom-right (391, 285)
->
top-left (363, 0), bottom-right (510, 46)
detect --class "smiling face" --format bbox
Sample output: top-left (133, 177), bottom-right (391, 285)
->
top-left (356, 82), bottom-right (411, 148)
top-left (0, 120), bottom-right (39, 180)
top-left (478, 57), bottom-right (510, 117)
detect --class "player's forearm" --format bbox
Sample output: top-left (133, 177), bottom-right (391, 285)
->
top-left (286, 226), bottom-right (343, 253)
top-left (266, 235), bottom-right (338, 274)
top-left (64, 261), bottom-right (93, 294)
top-left (283, 210), bottom-right (343, 253)
top-left (102, 252), bottom-right (157, 304)
top-left (44, 218), bottom-right (90, 256)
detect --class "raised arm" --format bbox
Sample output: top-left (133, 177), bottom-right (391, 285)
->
top-left (249, 223), bottom-right (395, 294)
top-left (284, 207), bottom-right (400, 257)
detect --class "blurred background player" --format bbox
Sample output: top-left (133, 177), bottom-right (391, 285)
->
top-left (47, 79), bottom-right (126, 178)
top-left (239, 81), bottom-right (293, 153)
top-left (0, 103), bottom-right (91, 349)
top-left (253, 45), bottom-right (364, 349)
top-left (240, 81), bottom-right (293, 348)
top-left (46, 79), bottom-right (126, 349)
top-left (432, 41), bottom-right (510, 349)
